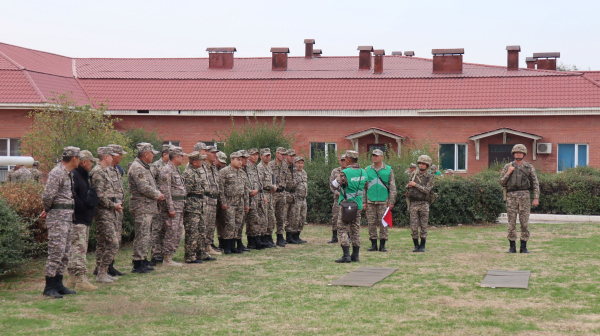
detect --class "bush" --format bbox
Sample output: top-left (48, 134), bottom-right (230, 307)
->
top-left (0, 199), bottom-right (32, 276)
top-left (121, 125), bottom-right (164, 173)
top-left (536, 166), bottom-right (600, 215)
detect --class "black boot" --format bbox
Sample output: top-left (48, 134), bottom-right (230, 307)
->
top-left (93, 266), bottom-right (98, 275)
top-left (231, 239), bottom-right (242, 254)
top-left (237, 239), bottom-right (250, 252)
top-left (328, 230), bottom-right (338, 244)
top-left (265, 235), bottom-right (276, 248)
top-left (379, 239), bottom-right (388, 252)
top-left (335, 246), bottom-right (351, 263)
top-left (223, 239), bottom-right (232, 254)
top-left (132, 260), bottom-right (151, 274)
top-left (367, 239), bottom-right (378, 252)
top-left (247, 236), bottom-right (257, 250)
top-left (186, 259), bottom-right (203, 264)
top-left (150, 256), bottom-right (163, 265)
top-left (147, 259), bottom-right (157, 267)
top-left (286, 232), bottom-right (295, 244)
top-left (43, 276), bottom-right (63, 298)
top-left (218, 238), bottom-right (225, 250)
top-left (412, 239), bottom-right (420, 253)
top-left (211, 243), bottom-right (221, 252)
top-left (254, 236), bottom-right (266, 250)
top-left (108, 260), bottom-right (125, 276)
top-left (418, 238), bottom-right (426, 252)
top-left (142, 259), bottom-right (155, 271)
top-left (507, 240), bottom-right (517, 253)
top-left (350, 246), bottom-right (360, 262)
top-left (296, 232), bottom-right (307, 244)
top-left (276, 234), bottom-right (287, 247)
top-left (55, 274), bottom-right (76, 295)
top-left (520, 240), bottom-right (530, 253)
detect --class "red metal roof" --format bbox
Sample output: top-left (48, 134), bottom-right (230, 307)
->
top-left (0, 70), bottom-right (44, 103)
top-left (0, 42), bottom-right (73, 77)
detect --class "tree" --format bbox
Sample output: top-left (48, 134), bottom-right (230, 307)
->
top-left (21, 92), bottom-right (131, 172)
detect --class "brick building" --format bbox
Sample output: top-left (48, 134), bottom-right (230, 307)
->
top-left (1, 41), bottom-right (600, 180)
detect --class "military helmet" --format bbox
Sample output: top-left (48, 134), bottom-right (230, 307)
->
top-left (417, 155), bottom-right (432, 166)
top-left (511, 144), bottom-right (527, 155)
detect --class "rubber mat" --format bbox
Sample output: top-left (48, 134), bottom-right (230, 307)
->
top-left (480, 270), bottom-right (531, 289)
top-left (328, 267), bottom-right (398, 287)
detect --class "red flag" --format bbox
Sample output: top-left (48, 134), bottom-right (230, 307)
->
top-left (382, 206), bottom-right (393, 228)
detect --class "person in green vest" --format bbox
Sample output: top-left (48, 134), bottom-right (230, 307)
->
top-left (364, 149), bottom-right (396, 252)
top-left (331, 150), bottom-right (367, 263)
top-left (430, 164), bottom-right (442, 176)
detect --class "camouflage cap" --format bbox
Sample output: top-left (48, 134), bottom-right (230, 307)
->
top-left (161, 144), bottom-right (173, 153)
top-left (168, 146), bottom-right (188, 156)
top-left (248, 148), bottom-right (259, 155)
top-left (372, 149), bottom-right (384, 156)
top-left (137, 142), bottom-right (159, 155)
top-left (230, 151), bottom-right (242, 159)
top-left (238, 150), bottom-right (249, 158)
top-left (217, 151), bottom-right (227, 163)
top-left (188, 151), bottom-right (207, 161)
top-left (287, 149), bottom-right (296, 156)
top-left (97, 146), bottom-right (118, 156)
top-left (63, 146), bottom-right (81, 157)
top-left (260, 148), bottom-right (272, 156)
top-left (431, 164), bottom-right (437, 170)
top-left (445, 169), bottom-right (454, 174)
top-left (33, 161), bottom-right (40, 166)
top-left (207, 146), bottom-right (219, 152)
top-left (276, 147), bottom-right (288, 154)
top-left (294, 156), bottom-right (305, 163)
top-left (108, 144), bottom-right (127, 155)
top-left (194, 142), bottom-right (208, 151)
top-left (409, 163), bottom-right (417, 168)
top-left (80, 150), bottom-right (98, 162)
top-left (340, 154), bottom-right (346, 160)
top-left (345, 150), bottom-right (359, 159)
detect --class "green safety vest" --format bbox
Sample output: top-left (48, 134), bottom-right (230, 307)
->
top-left (366, 164), bottom-right (390, 202)
top-left (338, 167), bottom-right (367, 210)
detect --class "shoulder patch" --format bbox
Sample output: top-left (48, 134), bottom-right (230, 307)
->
top-left (138, 173), bottom-right (144, 179)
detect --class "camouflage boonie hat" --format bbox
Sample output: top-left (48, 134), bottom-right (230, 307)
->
top-left (207, 146), bottom-right (219, 152)
top-left (137, 142), bottom-right (159, 155)
top-left (340, 154), bottom-right (346, 160)
top-left (230, 151), bottom-right (242, 159)
top-left (276, 147), bottom-right (288, 154)
top-left (217, 151), bottom-right (227, 163)
top-left (33, 161), bottom-right (40, 167)
top-left (260, 148), bottom-right (271, 155)
top-left (409, 163), bottom-right (417, 168)
top-left (238, 150), bottom-right (249, 158)
top-left (248, 148), bottom-right (259, 155)
top-left (98, 146), bottom-right (118, 156)
top-left (345, 150), bottom-right (359, 159)
top-left (161, 144), bottom-right (173, 153)
top-left (80, 150), bottom-right (98, 162)
top-left (188, 151), bottom-right (207, 161)
top-left (372, 149), bottom-right (384, 156)
top-left (168, 146), bottom-right (188, 156)
top-left (294, 156), bottom-right (305, 163)
top-left (108, 144), bottom-right (127, 155)
top-left (194, 142), bottom-right (208, 151)
top-left (287, 149), bottom-right (296, 156)
top-left (63, 146), bottom-right (81, 157)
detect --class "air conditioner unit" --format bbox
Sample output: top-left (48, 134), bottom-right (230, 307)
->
top-left (537, 143), bottom-right (552, 154)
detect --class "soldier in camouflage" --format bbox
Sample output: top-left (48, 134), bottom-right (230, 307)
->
top-left (244, 148), bottom-right (268, 250)
top-left (30, 161), bottom-right (43, 184)
top-left (202, 146), bottom-right (222, 254)
top-left (8, 164), bottom-right (32, 183)
top-left (107, 144), bottom-right (127, 276)
top-left (292, 156), bottom-right (308, 243)
top-left (404, 163), bottom-right (417, 176)
top-left (149, 144), bottom-right (172, 264)
top-left (215, 151), bottom-right (227, 248)
top-left (328, 154), bottom-right (347, 243)
top-left (129, 143), bottom-right (164, 273)
top-left (269, 147), bottom-right (289, 247)
top-left (234, 150), bottom-right (252, 252)
top-left (257, 148), bottom-right (277, 248)
top-left (40, 146), bottom-right (80, 298)
top-left (407, 155), bottom-right (435, 253)
top-left (499, 144), bottom-right (540, 254)
top-left (219, 151), bottom-right (250, 254)
top-left (283, 149), bottom-right (301, 244)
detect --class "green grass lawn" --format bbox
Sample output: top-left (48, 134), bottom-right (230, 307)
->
top-left (1, 223), bottom-right (600, 335)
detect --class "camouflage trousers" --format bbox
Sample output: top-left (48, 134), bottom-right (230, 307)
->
top-left (245, 197), bottom-right (266, 237)
top-left (264, 194), bottom-right (276, 235)
top-left (337, 207), bottom-right (361, 247)
top-left (506, 190), bottom-right (531, 242)
top-left (366, 202), bottom-right (389, 240)
top-left (150, 213), bottom-right (165, 259)
top-left (223, 204), bottom-right (245, 240)
top-left (273, 192), bottom-right (287, 235)
top-left (95, 209), bottom-right (119, 271)
top-left (216, 202), bottom-right (225, 239)
top-left (410, 200), bottom-right (429, 239)
top-left (162, 211), bottom-right (184, 256)
top-left (115, 210), bottom-right (123, 246)
top-left (132, 213), bottom-right (153, 261)
top-left (284, 193), bottom-right (296, 233)
top-left (45, 209), bottom-right (73, 277)
top-left (331, 196), bottom-right (340, 231)
top-left (67, 224), bottom-right (89, 276)
top-left (204, 202), bottom-right (218, 246)
top-left (295, 198), bottom-right (307, 233)
top-left (183, 212), bottom-right (208, 262)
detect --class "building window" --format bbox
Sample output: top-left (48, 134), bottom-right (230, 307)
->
top-left (558, 144), bottom-right (588, 172)
top-left (439, 143), bottom-right (467, 171)
top-left (310, 142), bottom-right (337, 160)
top-left (197, 141), bottom-right (225, 150)
top-left (163, 140), bottom-right (180, 147)
top-left (0, 138), bottom-right (21, 182)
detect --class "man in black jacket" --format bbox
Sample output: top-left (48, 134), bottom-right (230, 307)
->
top-left (66, 150), bottom-right (99, 291)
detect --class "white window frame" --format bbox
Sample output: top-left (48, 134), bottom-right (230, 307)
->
top-left (0, 138), bottom-right (21, 181)
top-left (163, 140), bottom-right (180, 147)
top-left (438, 143), bottom-right (468, 172)
top-left (557, 143), bottom-right (589, 172)
top-left (309, 142), bottom-right (337, 162)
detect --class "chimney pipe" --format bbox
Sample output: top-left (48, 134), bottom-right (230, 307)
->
top-left (526, 57), bottom-right (537, 69)
top-left (270, 47), bottom-right (290, 71)
top-left (506, 45), bottom-right (521, 71)
top-left (533, 52), bottom-right (560, 71)
top-left (312, 49), bottom-right (322, 58)
top-left (404, 51), bottom-right (415, 57)
top-left (432, 48), bottom-right (464, 74)
top-left (357, 46), bottom-right (373, 70)
top-left (373, 49), bottom-right (385, 74)
top-left (391, 51), bottom-right (403, 56)
top-left (304, 39), bottom-right (315, 59)
top-left (206, 47), bottom-right (236, 69)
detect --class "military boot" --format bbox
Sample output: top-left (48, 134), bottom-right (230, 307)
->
top-left (66, 274), bottom-right (77, 288)
top-left (93, 266), bottom-right (98, 276)
top-left (412, 239), bottom-right (420, 253)
top-left (150, 257), bottom-right (163, 265)
top-left (328, 230), bottom-right (338, 244)
top-left (163, 255), bottom-right (183, 267)
top-left (507, 240), bottom-right (517, 253)
top-left (185, 259), bottom-right (203, 264)
top-left (143, 259), bottom-right (155, 271)
top-left (276, 234), bottom-right (287, 247)
top-left (237, 239), bottom-right (250, 252)
top-left (207, 244), bottom-right (221, 255)
top-left (230, 240), bottom-right (243, 254)
top-left (75, 275), bottom-right (98, 291)
top-left (264, 235), bottom-right (276, 248)
top-left (222, 239), bottom-right (232, 254)
top-left (335, 246), bottom-right (351, 263)
top-left (218, 238), bottom-right (226, 250)
top-left (43, 276), bottom-right (63, 299)
top-left (379, 239), bottom-right (388, 252)
top-left (211, 243), bottom-right (221, 252)
top-left (268, 235), bottom-right (277, 248)
top-left (367, 239), bottom-right (378, 252)
top-left (108, 260), bottom-right (125, 277)
top-left (55, 274), bottom-right (76, 295)
top-left (418, 238), bottom-right (426, 252)
top-left (132, 260), bottom-right (151, 274)
top-left (296, 232), bottom-right (307, 244)
top-left (96, 267), bottom-right (114, 283)
top-left (286, 232), bottom-right (295, 244)
top-left (246, 236), bottom-right (257, 250)
top-left (350, 246), bottom-right (360, 262)
top-left (520, 240), bottom-right (530, 253)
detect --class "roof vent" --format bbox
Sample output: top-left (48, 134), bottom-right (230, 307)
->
top-left (533, 52), bottom-right (560, 71)
top-left (432, 48), bottom-right (464, 74)
top-left (391, 51), bottom-right (403, 56)
top-left (526, 57), bottom-right (537, 69)
top-left (373, 49), bottom-right (385, 74)
top-left (206, 47), bottom-right (236, 69)
top-left (404, 51), bottom-right (415, 57)
top-left (304, 39), bottom-right (315, 59)
top-left (270, 47), bottom-right (290, 71)
top-left (357, 46), bottom-right (373, 70)
top-left (506, 45), bottom-right (520, 71)
top-left (312, 49), bottom-right (322, 57)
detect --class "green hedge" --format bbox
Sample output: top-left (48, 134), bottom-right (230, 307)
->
top-left (537, 166), bottom-right (600, 215)
top-left (0, 199), bottom-right (32, 276)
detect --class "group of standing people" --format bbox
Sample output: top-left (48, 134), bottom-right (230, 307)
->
top-left (5, 161), bottom-right (43, 184)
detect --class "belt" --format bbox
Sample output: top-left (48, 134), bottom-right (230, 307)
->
top-left (51, 204), bottom-right (74, 210)
top-left (187, 193), bottom-right (204, 199)
top-left (287, 189), bottom-right (296, 193)
top-left (203, 192), bottom-right (218, 199)
top-left (171, 196), bottom-right (186, 201)
top-left (507, 189), bottom-right (529, 193)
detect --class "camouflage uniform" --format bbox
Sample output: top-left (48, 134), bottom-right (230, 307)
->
top-left (219, 163), bottom-right (249, 240)
top-left (244, 159), bottom-right (267, 237)
top-left (364, 162), bottom-right (397, 240)
top-left (257, 157), bottom-right (276, 236)
top-left (128, 154), bottom-right (162, 261)
top-left (182, 153), bottom-right (209, 262)
top-left (284, 153), bottom-right (298, 234)
top-left (108, 144), bottom-right (127, 247)
top-left (67, 224), bottom-right (89, 276)
top-left (293, 165), bottom-right (308, 234)
top-left (201, 159), bottom-right (221, 246)
top-left (329, 166), bottom-right (343, 232)
top-left (149, 155), bottom-right (168, 259)
top-left (30, 163), bottom-right (43, 184)
top-left (158, 155), bottom-right (187, 257)
top-left (408, 171), bottom-right (434, 240)
top-left (269, 155), bottom-right (289, 235)
top-left (9, 165), bottom-right (32, 183)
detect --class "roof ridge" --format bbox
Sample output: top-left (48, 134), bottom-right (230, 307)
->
top-left (0, 50), bottom-right (24, 70)
top-left (582, 74), bottom-right (600, 89)
top-left (21, 70), bottom-right (46, 102)
top-left (461, 60), bottom-right (576, 76)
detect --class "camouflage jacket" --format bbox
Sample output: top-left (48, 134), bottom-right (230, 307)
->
top-left (9, 166), bottom-right (32, 183)
top-left (42, 163), bottom-right (74, 211)
top-left (499, 161), bottom-right (540, 199)
top-left (268, 160), bottom-right (289, 190)
top-left (30, 167), bottom-right (43, 184)
top-left (295, 169), bottom-right (308, 199)
top-left (128, 157), bottom-right (161, 214)
top-left (257, 161), bottom-right (276, 193)
top-left (407, 171), bottom-right (435, 201)
top-left (159, 161), bottom-right (186, 213)
top-left (285, 161), bottom-right (298, 191)
top-left (329, 167), bottom-right (343, 196)
top-left (109, 165), bottom-right (125, 202)
top-left (218, 165), bottom-right (249, 207)
top-left (201, 161), bottom-right (221, 205)
top-left (90, 164), bottom-right (119, 210)
top-left (182, 164), bottom-right (205, 214)
top-left (364, 163), bottom-right (397, 205)
top-left (150, 158), bottom-right (167, 183)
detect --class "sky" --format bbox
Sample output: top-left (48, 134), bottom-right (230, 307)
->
top-left (1, 0), bottom-right (599, 69)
